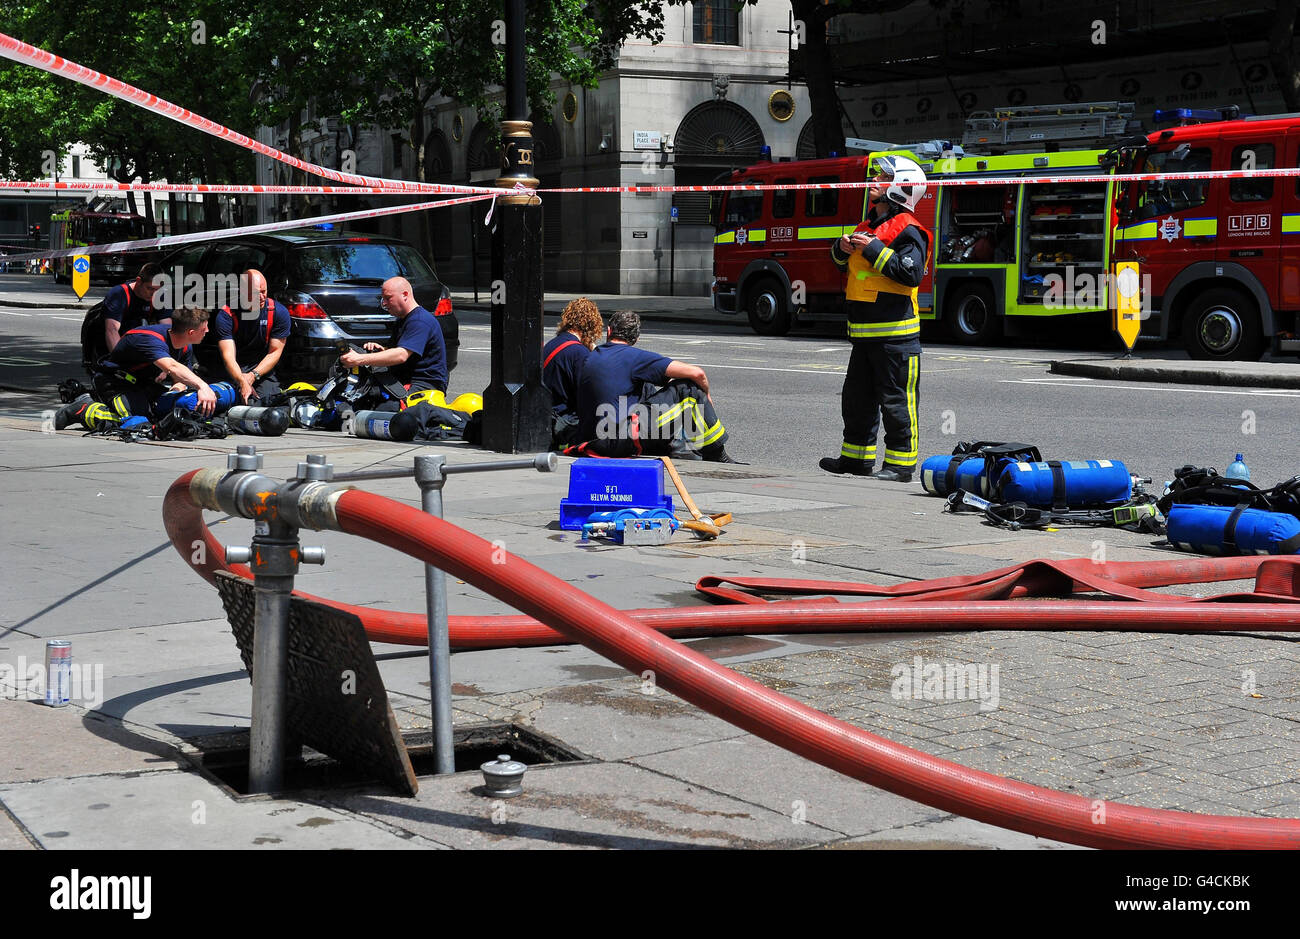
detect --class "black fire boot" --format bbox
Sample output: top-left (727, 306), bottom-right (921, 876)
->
top-left (818, 456), bottom-right (873, 476)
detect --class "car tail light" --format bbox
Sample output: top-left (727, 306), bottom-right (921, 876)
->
top-left (434, 296), bottom-right (453, 316)
top-left (285, 292), bottom-right (328, 319)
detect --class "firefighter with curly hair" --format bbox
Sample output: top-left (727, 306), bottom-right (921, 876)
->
top-left (542, 296), bottom-right (605, 448)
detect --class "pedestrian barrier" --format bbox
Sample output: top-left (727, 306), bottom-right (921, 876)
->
top-left (165, 455), bottom-right (1300, 849)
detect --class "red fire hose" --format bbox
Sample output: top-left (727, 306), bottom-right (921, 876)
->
top-left (163, 472), bottom-right (1300, 848)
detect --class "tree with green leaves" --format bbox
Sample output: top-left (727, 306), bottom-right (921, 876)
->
top-left (0, 0), bottom-right (257, 226)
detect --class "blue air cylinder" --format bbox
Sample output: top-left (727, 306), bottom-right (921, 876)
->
top-left (160, 381), bottom-right (238, 415)
top-left (1167, 504), bottom-right (1300, 556)
top-left (996, 460), bottom-right (1132, 508)
top-left (920, 455), bottom-right (994, 497)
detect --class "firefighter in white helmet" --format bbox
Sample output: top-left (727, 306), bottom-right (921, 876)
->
top-left (820, 154), bottom-right (932, 482)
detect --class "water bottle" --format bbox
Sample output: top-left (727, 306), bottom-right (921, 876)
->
top-left (1225, 454), bottom-right (1250, 487)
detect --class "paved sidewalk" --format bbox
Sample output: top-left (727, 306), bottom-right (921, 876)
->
top-left (1, 416), bottom-right (1296, 850)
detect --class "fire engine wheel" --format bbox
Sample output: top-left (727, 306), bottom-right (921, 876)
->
top-left (946, 283), bottom-right (1002, 345)
top-left (1182, 288), bottom-right (1264, 361)
top-left (746, 279), bottom-right (792, 336)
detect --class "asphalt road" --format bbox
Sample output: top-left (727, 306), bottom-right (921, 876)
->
top-left (3, 300), bottom-right (1299, 486)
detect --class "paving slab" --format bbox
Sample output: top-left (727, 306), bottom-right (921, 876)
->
top-left (629, 734), bottom-right (944, 838)
top-left (323, 760), bottom-right (833, 849)
top-left (0, 698), bottom-right (182, 784)
top-left (0, 771), bottom-right (435, 849)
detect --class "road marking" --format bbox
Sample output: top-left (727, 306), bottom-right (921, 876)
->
top-left (687, 362), bottom-right (846, 376)
top-left (999, 378), bottom-right (1300, 398)
top-left (0, 310), bottom-right (32, 316)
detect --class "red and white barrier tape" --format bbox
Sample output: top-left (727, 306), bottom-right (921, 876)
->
top-left (0, 192), bottom-right (495, 265)
top-left (0, 31), bottom-right (495, 197)
top-left (541, 165), bottom-right (1300, 194)
top-left (0, 180), bottom-right (479, 196)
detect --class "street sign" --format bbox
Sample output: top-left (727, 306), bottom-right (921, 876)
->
top-left (1113, 261), bottom-right (1141, 351)
top-left (72, 254), bottom-right (90, 300)
top-left (670, 206), bottom-right (678, 223)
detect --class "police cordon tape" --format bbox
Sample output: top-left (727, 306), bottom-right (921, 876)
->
top-left (7, 164), bottom-right (1300, 203)
top-left (0, 179), bottom-right (493, 197)
top-left (5, 28), bottom-right (1300, 204)
top-left (0, 31), bottom-right (487, 197)
top-left (0, 191), bottom-right (497, 265)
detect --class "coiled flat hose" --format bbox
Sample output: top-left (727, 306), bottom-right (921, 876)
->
top-left (164, 472), bottom-right (1300, 848)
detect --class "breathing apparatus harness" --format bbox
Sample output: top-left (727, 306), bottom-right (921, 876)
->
top-left (941, 440), bottom-right (1163, 533)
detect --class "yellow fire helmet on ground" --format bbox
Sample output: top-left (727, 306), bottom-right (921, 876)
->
top-left (449, 392), bottom-right (483, 414)
top-left (403, 388), bottom-right (448, 409)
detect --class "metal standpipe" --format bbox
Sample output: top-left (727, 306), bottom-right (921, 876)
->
top-left (221, 446), bottom-right (328, 795)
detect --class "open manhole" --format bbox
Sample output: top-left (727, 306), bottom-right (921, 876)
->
top-left (185, 722), bottom-right (590, 799)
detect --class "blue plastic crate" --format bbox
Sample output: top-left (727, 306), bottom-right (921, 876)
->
top-left (559, 458), bottom-right (673, 530)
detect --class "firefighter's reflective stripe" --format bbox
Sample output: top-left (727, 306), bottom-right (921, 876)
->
top-left (1283, 214), bottom-right (1300, 233)
top-left (840, 441), bottom-right (876, 459)
top-left (872, 246), bottom-right (895, 272)
top-left (847, 315), bottom-right (921, 339)
top-left (884, 355), bottom-right (920, 469)
top-left (654, 396), bottom-right (724, 447)
top-left (1184, 217), bottom-right (1217, 237)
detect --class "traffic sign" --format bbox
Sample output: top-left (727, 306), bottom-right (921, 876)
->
top-left (1113, 261), bottom-right (1141, 351)
top-left (72, 254), bottom-right (90, 300)
top-left (670, 206), bottom-right (678, 223)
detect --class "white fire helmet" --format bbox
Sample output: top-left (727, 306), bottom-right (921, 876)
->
top-left (875, 155), bottom-right (927, 211)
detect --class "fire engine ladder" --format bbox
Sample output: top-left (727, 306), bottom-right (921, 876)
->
top-left (962, 101), bottom-right (1139, 152)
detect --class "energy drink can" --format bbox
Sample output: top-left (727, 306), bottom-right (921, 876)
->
top-left (45, 640), bottom-right (71, 707)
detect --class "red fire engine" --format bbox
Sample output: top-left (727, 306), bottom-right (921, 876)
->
top-left (711, 105), bottom-right (1300, 361)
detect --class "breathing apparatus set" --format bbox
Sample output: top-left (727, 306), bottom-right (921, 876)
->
top-left (923, 441), bottom-right (1159, 532)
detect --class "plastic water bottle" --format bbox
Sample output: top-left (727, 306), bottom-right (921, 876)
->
top-left (1225, 454), bottom-right (1251, 486)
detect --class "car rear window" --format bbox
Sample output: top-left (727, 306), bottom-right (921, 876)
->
top-left (289, 243), bottom-right (436, 284)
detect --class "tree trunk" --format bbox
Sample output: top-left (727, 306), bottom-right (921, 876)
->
top-left (1270, 0), bottom-right (1300, 112)
top-left (792, 0), bottom-right (841, 157)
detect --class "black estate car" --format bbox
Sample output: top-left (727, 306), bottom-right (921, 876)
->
top-left (156, 228), bottom-right (457, 384)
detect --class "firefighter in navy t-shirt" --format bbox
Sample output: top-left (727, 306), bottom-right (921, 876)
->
top-left (339, 276), bottom-right (447, 393)
top-left (102, 262), bottom-right (171, 351)
top-left (542, 297), bottom-right (604, 448)
top-left (574, 311), bottom-right (737, 462)
top-left (91, 306), bottom-right (217, 418)
top-left (214, 269), bottom-right (291, 402)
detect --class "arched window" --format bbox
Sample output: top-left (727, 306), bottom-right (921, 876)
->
top-left (672, 101), bottom-right (766, 225)
top-left (674, 101), bottom-right (765, 164)
top-left (423, 128), bottom-right (453, 182)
